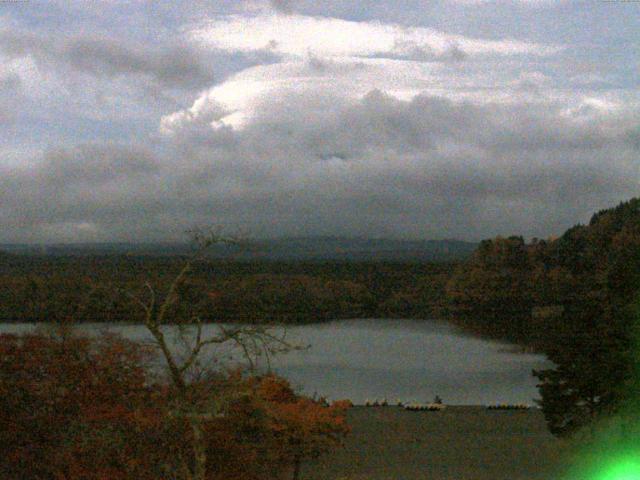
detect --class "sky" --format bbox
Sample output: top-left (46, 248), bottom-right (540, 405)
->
top-left (0, 0), bottom-right (638, 243)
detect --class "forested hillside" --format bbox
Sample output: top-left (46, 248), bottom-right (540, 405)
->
top-left (446, 198), bottom-right (640, 347)
top-left (0, 257), bottom-right (454, 324)
top-left (446, 197), bottom-right (640, 435)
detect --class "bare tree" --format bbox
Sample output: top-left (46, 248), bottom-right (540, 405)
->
top-left (127, 227), bottom-right (299, 480)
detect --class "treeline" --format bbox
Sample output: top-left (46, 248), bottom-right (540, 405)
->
top-left (446, 197), bottom-right (640, 436)
top-left (0, 257), bottom-right (455, 324)
top-left (446, 198), bottom-right (640, 349)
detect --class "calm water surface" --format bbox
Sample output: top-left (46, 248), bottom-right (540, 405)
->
top-left (0, 319), bottom-right (551, 405)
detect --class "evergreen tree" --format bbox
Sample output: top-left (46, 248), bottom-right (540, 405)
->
top-left (533, 198), bottom-right (640, 436)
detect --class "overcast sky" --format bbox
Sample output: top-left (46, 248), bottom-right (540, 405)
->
top-left (1, 0), bottom-right (638, 243)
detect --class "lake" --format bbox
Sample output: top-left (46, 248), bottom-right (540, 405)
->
top-left (0, 319), bottom-right (551, 405)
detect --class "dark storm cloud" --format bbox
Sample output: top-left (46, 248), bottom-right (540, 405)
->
top-left (3, 91), bottom-right (637, 243)
top-left (0, 29), bottom-right (216, 89)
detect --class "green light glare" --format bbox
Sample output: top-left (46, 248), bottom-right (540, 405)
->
top-left (560, 429), bottom-right (640, 480)
top-left (596, 457), bottom-right (640, 480)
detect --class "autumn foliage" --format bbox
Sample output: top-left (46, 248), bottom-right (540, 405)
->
top-left (446, 197), bottom-right (640, 437)
top-left (0, 331), bottom-right (349, 480)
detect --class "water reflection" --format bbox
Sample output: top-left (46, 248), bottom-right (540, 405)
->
top-left (0, 319), bottom-right (551, 405)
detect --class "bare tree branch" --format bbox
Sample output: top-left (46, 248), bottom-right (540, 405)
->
top-left (123, 226), bottom-right (302, 480)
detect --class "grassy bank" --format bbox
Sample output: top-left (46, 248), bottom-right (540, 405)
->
top-left (303, 406), bottom-right (566, 480)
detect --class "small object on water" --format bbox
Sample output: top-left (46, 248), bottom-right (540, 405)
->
top-left (403, 402), bottom-right (446, 412)
top-left (486, 403), bottom-right (531, 410)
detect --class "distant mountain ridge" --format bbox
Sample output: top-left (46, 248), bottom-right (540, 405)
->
top-left (0, 237), bottom-right (477, 261)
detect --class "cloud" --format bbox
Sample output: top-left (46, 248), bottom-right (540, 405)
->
top-left (0, 72), bottom-right (20, 92)
top-left (169, 12), bottom-right (567, 131)
top-left (4, 91), bottom-right (639, 243)
top-left (0, 29), bottom-right (216, 90)
top-left (1, 4), bottom-right (637, 243)
top-left (187, 13), bottom-right (561, 59)
top-left (0, 25), bottom-right (246, 156)
top-left (450, 0), bottom-right (563, 5)
top-left (1, 143), bottom-right (166, 241)
top-left (0, 72), bottom-right (21, 124)
top-left (388, 39), bottom-right (468, 62)
top-left (269, 0), bottom-right (298, 14)
top-left (160, 48), bottom-right (624, 133)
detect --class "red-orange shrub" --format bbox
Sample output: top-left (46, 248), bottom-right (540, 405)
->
top-left (0, 333), bottom-right (349, 480)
